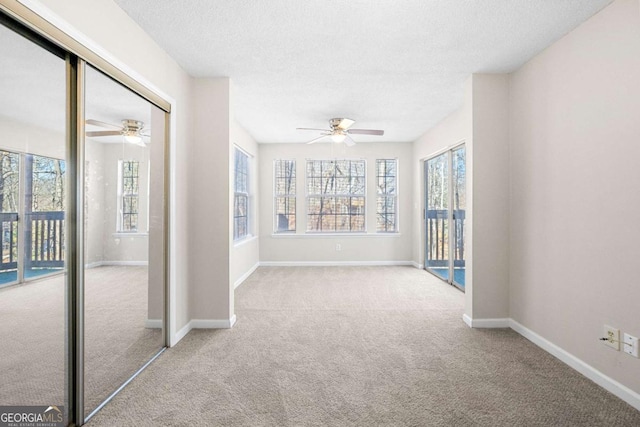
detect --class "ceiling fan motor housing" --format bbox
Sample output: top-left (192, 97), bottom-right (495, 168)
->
top-left (330, 118), bottom-right (354, 130)
top-left (122, 119), bottom-right (144, 134)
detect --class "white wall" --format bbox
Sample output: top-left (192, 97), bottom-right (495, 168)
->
top-left (470, 74), bottom-right (510, 320)
top-left (509, 0), bottom-right (640, 394)
top-left (259, 141), bottom-right (413, 264)
top-left (0, 117), bottom-right (65, 159)
top-left (189, 78), bottom-right (232, 323)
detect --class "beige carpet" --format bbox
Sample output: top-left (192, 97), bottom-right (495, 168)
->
top-left (0, 266), bottom-right (163, 416)
top-left (87, 266), bottom-right (640, 426)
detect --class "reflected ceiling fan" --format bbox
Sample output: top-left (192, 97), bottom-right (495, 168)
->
top-left (297, 118), bottom-right (384, 146)
top-left (85, 119), bottom-right (149, 147)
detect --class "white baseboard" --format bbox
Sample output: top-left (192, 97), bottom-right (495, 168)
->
top-left (411, 261), bottom-right (424, 269)
top-left (510, 319), bottom-right (640, 411)
top-left (85, 260), bottom-right (148, 268)
top-left (462, 316), bottom-right (640, 409)
top-left (145, 319), bottom-right (162, 329)
top-left (234, 262), bottom-right (259, 289)
top-left (259, 260), bottom-right (415, 267)
top-left (175, 321), bottom-right (191, 344)
top-left (462, 315), bottom-right (510, 328)
top-left (173, 315), bottom-right (238, 345)
top-left (463, 313), bottom-right (473, 327)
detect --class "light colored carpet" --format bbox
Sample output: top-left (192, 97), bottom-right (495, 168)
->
top-left (87, 266), bottom-right (640, 426)
top-left (0, 266), bottom-right (163, 416)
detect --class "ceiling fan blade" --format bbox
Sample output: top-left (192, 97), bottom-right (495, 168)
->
top-left (344, 134), bottom-right (356, 147)
top-left (297, 127), bottom-right (330, 132)
top-left (336, 118), bottom-right (355, 130)
top-left (86, 130), bottom-right (121, 137)
top-left (86, 119), bottom-right (121, 130)
top-left (306, 134), bottom-right (329, 145)
top-left (347, 129), bottom-right (384, 136)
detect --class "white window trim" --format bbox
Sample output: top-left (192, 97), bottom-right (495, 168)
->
top-left (304, 158), bottom-right (367, 233)
top-left (273, 159), bottom-right (296, 233)
top-left (376, 158), bottom-right (399, 233)
top-left (233, 146), bottom-right (251, 241)
top-left (116, 159), bottom-right (140, 233)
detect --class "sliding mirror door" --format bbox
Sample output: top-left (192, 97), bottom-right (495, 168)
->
top-left (83, 65), bottom-right (166, 418)
top-left (0, 18), bottom-right (68, 420)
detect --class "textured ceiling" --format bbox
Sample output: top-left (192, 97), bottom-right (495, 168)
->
top-left (115, 0), bottom-right (612, 143)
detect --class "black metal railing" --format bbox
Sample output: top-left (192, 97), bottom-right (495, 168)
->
top-left (426, 209), bottom-right (465, 268)
top-left (0, 211), bottom-right (65, 272)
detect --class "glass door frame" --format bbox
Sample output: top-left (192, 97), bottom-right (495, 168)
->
top-left (424, 142), bottom-right (466, 291)
top-left (0, 7), bottom-right (171, 426)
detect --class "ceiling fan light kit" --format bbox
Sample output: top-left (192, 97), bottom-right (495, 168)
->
top-left (297, 118), bottom-right (384, 146)
top-left (85, 118), bottom-right (149, 147)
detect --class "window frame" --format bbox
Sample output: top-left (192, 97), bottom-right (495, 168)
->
top-left (117, 159), bottom-right (140, 232)
top-left (305, 158), bottom-right (367, 233)
top-left (233, 147), bottom-right (250, 241)
top-left (376, 158), bottom-right (399, 233)
top-left (273, 159), bottom-right (296, 233)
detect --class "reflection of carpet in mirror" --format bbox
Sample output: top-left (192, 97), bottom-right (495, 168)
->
top-left (0, 266), bottom-right (163, 415)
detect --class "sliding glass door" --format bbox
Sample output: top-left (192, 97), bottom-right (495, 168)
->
top-left (425, 145), bottom-right (466, 290)
top-left (425, 153), bottom-right (450, 281)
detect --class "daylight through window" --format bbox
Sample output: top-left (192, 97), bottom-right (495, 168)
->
top-left (376, 159), bottom-right (397, 232)
top-left (274, 160), bottom-right (296, 232)
top-left (120, 160), bottom-right (139, 232)
top-left (306, 159), bottom-right (365, 232)
top-left (234, 148), bottom-right (249, 240)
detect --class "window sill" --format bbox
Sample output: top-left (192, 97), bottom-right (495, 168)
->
top-left (112, 232), bottom-right (149, 238)
top-left (234, 235), bottom-right (258, 247)
top-left (270, 232), bottom-right (401, 238)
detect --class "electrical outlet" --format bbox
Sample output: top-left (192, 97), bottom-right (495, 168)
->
top-left (603, 325), bottom-right (620, 350)
top-left (623, 333), bottom-right (639, 358)
top-left (335, 243), bottom-right (341, 252)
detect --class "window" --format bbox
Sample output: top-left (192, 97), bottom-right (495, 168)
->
top-left (306, 159), bottom-right (365, 232)
top-left (376, 159), bottom-right (397, 232)
top-left (234, 148), bottom-right (249, 240)
top-left (274, 160), bottom-right (296, 232)
top-left (119, 160), bottom-right (139, 232)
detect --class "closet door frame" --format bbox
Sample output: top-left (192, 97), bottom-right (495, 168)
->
top-left (0, 6), bottom-right (171, 426)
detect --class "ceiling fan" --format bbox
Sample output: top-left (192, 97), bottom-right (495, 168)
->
top-left (85, 119), bottom-right (149, 147)
top-left (297, 118), bottom-right (384, 146)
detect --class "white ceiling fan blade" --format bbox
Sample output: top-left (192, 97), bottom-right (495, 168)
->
top-left (306, 134), bottom-right (329, 144)
top-left (86, 119), bottom-right (121, 130)
top-left (336, 118), bottom-right (355, 130)
top-left (297, 127), bottom-right (330, 132)
top-left (86, 130), bottom-right (121, 137)
top-left (347, 129), bottom-right (384, 136)
top-left (344, 134), bottom-right (356, 147)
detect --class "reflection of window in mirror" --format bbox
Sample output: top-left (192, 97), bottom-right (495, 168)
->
top-left (117, 160), bottom-right (139, 232)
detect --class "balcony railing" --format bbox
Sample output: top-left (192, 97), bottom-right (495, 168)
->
top-left (0, 211), bottom-right (65, 273)
top-left (426, 209), bottom-right (465, 268)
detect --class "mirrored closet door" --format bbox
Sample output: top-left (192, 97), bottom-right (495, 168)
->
top-left (83, 65), bottom-right (166, 419)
